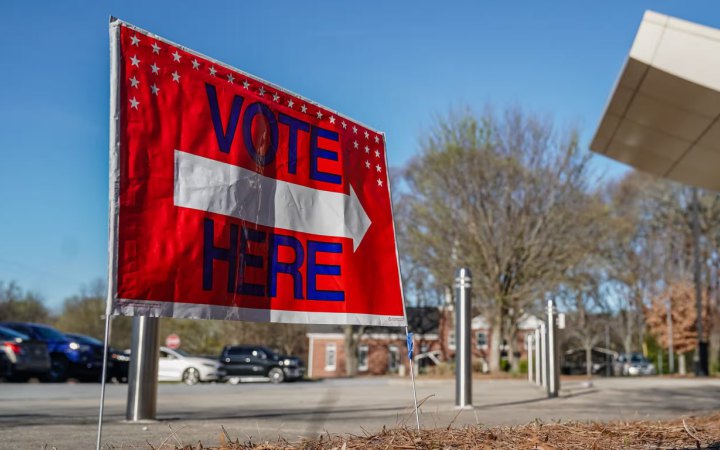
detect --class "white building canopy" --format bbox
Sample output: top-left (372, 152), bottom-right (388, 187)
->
top-left (591, 11), bottom-right (720, 191)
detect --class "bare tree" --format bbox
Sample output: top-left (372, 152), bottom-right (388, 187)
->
top-left (0, 280), bottom-right (49, 323)
top-left (401, 107), bottom-right (603, 372)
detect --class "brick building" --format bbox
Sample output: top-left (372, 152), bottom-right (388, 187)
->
top-left (306, 307), bottom-right (540, 378)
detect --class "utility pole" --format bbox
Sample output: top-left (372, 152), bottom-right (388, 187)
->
top-left (691, 188), bottom-right (708, 376)
top-left (667, 298), bottom-right (674, 374)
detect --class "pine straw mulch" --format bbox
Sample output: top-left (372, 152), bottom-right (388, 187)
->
top-left (157, 413), bottom-right (720, 450)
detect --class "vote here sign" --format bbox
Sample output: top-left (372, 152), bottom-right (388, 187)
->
top-left (108, 19), bottom-right (406, 326)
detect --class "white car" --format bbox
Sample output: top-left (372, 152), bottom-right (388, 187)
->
top-left (158, 347), bottom-right (220, 385)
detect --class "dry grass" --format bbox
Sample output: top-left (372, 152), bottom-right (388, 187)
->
top-left (154, 413), bottom-right (720, 450)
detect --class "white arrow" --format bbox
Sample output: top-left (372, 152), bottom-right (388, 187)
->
top-left (173, 150), bottom-right (372, 251)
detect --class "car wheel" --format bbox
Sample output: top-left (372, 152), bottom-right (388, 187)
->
top-left (42, 355), bottom-right (69, 383)
top-left (182, 367), bottom-right (201, 385)
top-left (268, 367), bottom-right (284, 384)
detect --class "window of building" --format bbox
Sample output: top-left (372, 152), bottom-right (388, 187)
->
top-left (325, 343), bottom-right (337, 371)
top-left (358, 345), bottom-right (369, 372)
top-left (476, 332), bottom-right (488, 349)
top-left (388, 345), bottom-right (399, 372)
top-left (448, 331), bottom-right (456, 350)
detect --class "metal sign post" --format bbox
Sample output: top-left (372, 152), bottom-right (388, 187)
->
top-left (455, 267), bottom-right (472, 409)
top-left (126, 316), bottom-right (160, 421)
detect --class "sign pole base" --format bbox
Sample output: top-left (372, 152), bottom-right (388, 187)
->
top-left (96, 313), bottom-right (113, 450)
top-left (406, 326), bottom-right (420, 433)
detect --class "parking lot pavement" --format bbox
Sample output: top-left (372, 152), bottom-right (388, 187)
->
top-left (1, 376), bottom-right (720, 449)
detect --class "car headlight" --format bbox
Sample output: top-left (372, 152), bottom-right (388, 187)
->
top-left (284, 359), bottom-right (293, 366)
top-left (202, 362), bottom-right (216, 368)
top-left (69, 342), bottom-right (80, 350)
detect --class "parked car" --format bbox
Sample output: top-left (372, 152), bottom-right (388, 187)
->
top-left (64, 333), bottom-right (130, 383)
top-left (614, 353), bottom-right (656, 376)
top-left (219, 345), bottom-right (304, 383)
top-left (0, 322), bottom-right (98, 382)
top-left (0, 325), bottom-right (51, 381)
top-left (158, 346), bottom-right (220, 385)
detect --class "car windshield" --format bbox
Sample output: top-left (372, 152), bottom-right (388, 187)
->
top-left (172, 348), bottom-right (190, 357)
top-left (262, 347), bottom-right (279, 360)
top-left (0, 326), bottom-right (29, 341)
top-left (32, 325), bottom-right (67, 341)
top-left (68, 334), bottom-right (102, 346)
top-left (630, 354), bottom-right (645, 363)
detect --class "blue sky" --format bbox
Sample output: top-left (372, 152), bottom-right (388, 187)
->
top-left (1, 1), bottom-right (719, 310)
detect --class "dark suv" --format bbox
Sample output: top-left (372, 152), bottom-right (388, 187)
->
top-left (219, 345), bottom-right (304, 383)
top-left (0, 322), bottom-right (100, 382)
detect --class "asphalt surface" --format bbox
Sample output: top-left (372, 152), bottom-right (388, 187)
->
top-left (1, 376), bottom-right (719, 449)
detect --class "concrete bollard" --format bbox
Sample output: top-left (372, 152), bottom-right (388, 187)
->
top-left (527, 334), bottom-right (534, 383)
top-left (534, 326), bottom-right (542, 386)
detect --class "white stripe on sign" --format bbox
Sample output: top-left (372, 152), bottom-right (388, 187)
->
top-left (173, 150), bottom-right (372, 250)
top-left (112, 298), bottom-right (407, 326)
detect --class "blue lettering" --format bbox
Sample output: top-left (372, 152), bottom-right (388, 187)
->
top-left (268, 234), bottom-right (304, 299)
top-left (202, 218), bottom-right (238, 293)
top-left (205, 83), bottom-right (244, 153)
top-left (242, 102), bottom-right (279, 166)
top-left (237, 227), bottom-right (266, 296)
top-left (278, 113), bottom-right (309, 175)
top-left (310, 126), bottom-right (342, 184)
top-left (307, 241), bottom-right (344, 301)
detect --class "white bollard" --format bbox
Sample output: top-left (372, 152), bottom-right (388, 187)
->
top-left (527, 334), bottom-right (534, 383)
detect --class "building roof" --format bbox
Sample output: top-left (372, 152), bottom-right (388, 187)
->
top-left (590, 11), bottom-right (720, 191)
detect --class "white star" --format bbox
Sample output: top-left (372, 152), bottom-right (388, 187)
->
top-left (301, 104), bottom-right (307, 113)
top-left (341, 121), bottom-right (347, 129)
top-left (151, 84), bottom-right (160, 95)
top-left (130, 55), bottom-right (140, 67)
top-left (130, 35), bottom-right (140, 46)
top-left (150, 63), bottom-right (159, 75)
top-left (130, 97), bottom-right (139, 109)
top-left (172, 51), bottom-right (181, 62)
top-left (258, 86), bottom-right (265, 96)
top-left (374, 149), bottom-right (381, 158)
top-left (172, 71), bottom-right (180, 82)
top-left (364, 130), bottom-right (369, 139)
top-left (151, 42), bottom-right (161, 54)
top-left (287, 99), bottom-right (294, 108)
top-left (329, 115), bottom-right (336, 124)
top-left (352, 125), bottom-right (358, 134)
top-left (353, 141), bottom-right (359, 149)
top-left (365, 160), bottom-right (371, 169)
top-left (129, 76), bottom-right (139, 88)
top-left (374, 135), bottom-right (380, 143)
top-left (209, 66), bottom-right (217, 77)
top-left (227, 73), bottom-right (235, 83)
top-left (364, 145), bottom-right (370, 153)
top-left (316, 110), bottom-right (323, 120)
top-left (272, 93), bottom-right (280, 102)
top-left (377, 178), bottom-right (383, 187)
top-left (192, 59), bottom-right (200, 70)
top-left (242, 80), bottom-right (250, 89)
top-left (376, 164), bottom-right (382, 173)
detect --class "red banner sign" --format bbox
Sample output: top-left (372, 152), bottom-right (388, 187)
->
top-left (108, 19), bottom-right (406, 326)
